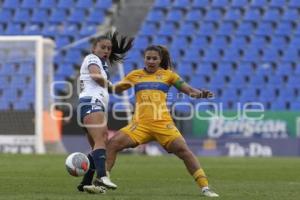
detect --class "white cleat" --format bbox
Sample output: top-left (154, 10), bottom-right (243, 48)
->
top-left (83, 185), bottom-right (106, 194)
top-left (94, 176), bottom-right (117, 190)
top-left (202, 188), bottom-right (219, 197)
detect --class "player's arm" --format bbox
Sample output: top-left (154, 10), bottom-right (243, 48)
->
top-left (89, 64), bottom-right (110, 88)
top-left (110, 81), bottom-right (132, 94)
top-left (174, 80), bottom-right (214, 99)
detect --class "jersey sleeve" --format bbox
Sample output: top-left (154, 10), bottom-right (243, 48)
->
top-left (121, 71), bottom-right (136, 84)
top-left (86, 54), bottom-right (102, 69)
top-left (169, 71), bottom-right (185, 89)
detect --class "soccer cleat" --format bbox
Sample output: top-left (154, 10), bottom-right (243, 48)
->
top-left (94, 176), bottom-right (117, 190)
top-left (202, 188), bottom-right (219, 197)
top-left (83, 185), bottom-right (106, 194)
top-left (77, 184), bottom-right (84, 192)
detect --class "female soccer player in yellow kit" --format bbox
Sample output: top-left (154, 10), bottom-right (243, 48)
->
top-left (107, 45), bottom-right (219, 197)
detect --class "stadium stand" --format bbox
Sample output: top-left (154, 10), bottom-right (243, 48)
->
top-left (0, 0), bottom-right (299, 112)
top-left (0, 0), bottom-right (113, 110)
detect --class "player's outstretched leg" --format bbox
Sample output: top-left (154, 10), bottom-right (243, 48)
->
top-left (77, 153), bottom-right (95, 192)
top-left (167, 137), bottom-right (219, 197)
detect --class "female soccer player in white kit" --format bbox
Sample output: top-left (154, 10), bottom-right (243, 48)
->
top-left (77, 32), bottom-right (133, 193)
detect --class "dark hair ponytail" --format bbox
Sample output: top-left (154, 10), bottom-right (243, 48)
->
top-left (90, 31), bottom-right (134, 64)
top-left (144, 45), bottom-right (172, 70)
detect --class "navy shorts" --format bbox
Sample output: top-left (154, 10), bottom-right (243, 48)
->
top-left (78, 97), bottom-right (106, 123)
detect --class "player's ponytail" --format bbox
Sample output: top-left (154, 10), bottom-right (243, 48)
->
top-left (90, 31), bottom-right (134, 64)
top-left (157, 45), bottom-right (172, 70)
top-left (108, 31), bottom-right (134, 64)
top-left (144, 45), bottom-right (172, 70)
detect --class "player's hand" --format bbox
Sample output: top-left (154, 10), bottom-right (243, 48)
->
top-left (200, 90), bottom-right (214, 98)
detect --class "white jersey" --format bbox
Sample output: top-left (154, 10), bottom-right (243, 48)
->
top-left (79, 53), bottom-right (109, 109)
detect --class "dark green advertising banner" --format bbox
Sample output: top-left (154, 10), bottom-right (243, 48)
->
top-left (192, 111), bottom-right (300, 138)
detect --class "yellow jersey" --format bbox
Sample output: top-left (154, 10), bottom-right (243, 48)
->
top-left (120, 68), bottom-right (182, 123)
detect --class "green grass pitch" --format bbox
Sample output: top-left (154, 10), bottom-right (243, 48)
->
top-left (0, 154), bottom-right (299, 200)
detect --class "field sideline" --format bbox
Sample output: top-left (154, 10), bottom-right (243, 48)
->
top-left (0, 154), bottom-right (299, 200)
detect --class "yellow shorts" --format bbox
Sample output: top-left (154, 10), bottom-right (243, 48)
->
top-left (120, 121), bottom-right (182, 149)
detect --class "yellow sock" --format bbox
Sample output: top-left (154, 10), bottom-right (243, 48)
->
top-left (193, 168), bottom-right (208, 188)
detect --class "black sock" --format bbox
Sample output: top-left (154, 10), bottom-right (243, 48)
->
top-left (91, 149), bottom-right (106, 178)
top-left (80, 153), bottom-right (95, 185)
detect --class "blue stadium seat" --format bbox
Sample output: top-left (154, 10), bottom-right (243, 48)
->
top-left (259, 86), bottom-right (277, 100)
top-left (269, 0), bottom-right (286, 8)
top-left (278, 87), bottom-right (296, 99)
top-left (177, 22), bottom-right (197, 36)
top-left (165, 9), bottom-right (184, 22)
top-left (11, 76), bottom-right (28, 88)
top-left (182, 49), bottom-right (202, 63)
top-left (197, 22), bottom-right (217, 35)
top-left (145, 9), bottom-right (165, 22)
top-left (228, 74), bottom-right (247, 86)
top-left (289, 37), bottom-right (300, 47)
top-left (222, 48), bottom-right (241, 62)
top-left (158, 22), bottom-right (177, 36)
top-left (268, 74), bottom-right (285, 85)
top-left (231, 0), bottom-right (249, 8)
top-left (24, 24), bottom-right (41, 35)
top-left (270, 100), bottom-right (287, 110)
top-left (21, 0), bottom-right (39, 8)
top-left (79, 24), bottom-right (97, 37)
top-left (223, 8), bottom-right (243, 21)
top-left (0, 101), bottom-right (11, 110)
top-left (204, 9), bottom-right (223, 22)
top-left (95, 0), bottom-right (112, 9)
top-left (42, 24), bottom-right (58, 38)
top-left (249, 74), bottom-right (267, 86)
top-left (40, 0), bottom-right (57, 8)
top-left (176, 62), bottom-right (193, 77)
top-left (269, 36), bottom-right (289, 50)
top-left (250, 0), bottom-right (268, 8)
top-left (290, 102), bottom-right (300, 110)
top-left (242, 47), bottom-right (262, 62)
top-left (250, 35), bottom-right (268, 49)
top-left (210, 74), bottom-right (227, 87)
top-left (189, 76), bottom-right (207, 86)
top-left (202, 48), bottom-right (222, 62)
top-left (275, 62), bottom-right (294, 76)
top-left (254, 22), bottom-right (274, 36)
top-left (230, 35), bottom-right (250, 49)
top-left (210, 36), bottom-right (229, 49)
top-left (57, 0), bottom-right (75, 8)
top-left (288, 0), bottom-right (300, 8)
top-left (152, 35), bottom-right (170, 46)
top-left (185, 9), bottom-right (203, 23)
top-left (191, 0), bottom-right (210, 9)
top-left (173, 0), bottom-right (191, 9)
top-left (236, 22), bottom-right (255, 36)
top-left (68, 9), bottom-right (86, 24)
top-left (5, 23), bottom-right (23, 35)
top-left (240, 87), bottom-right (258, 100)
top-left (76, 0), bottom-right (93, 8)
top-left (2, 0), bottom-right (21, 8)
top-left (216, 22), bottom-right (236, 35)
top-left (13, 9), bottom-right (31, 23)
top-left (244, 8), bottom-right (262, 22)
top-left (17, 62), bottom-right (34, 75)
top-left (170, 48), bottom-right (183, 59)
top-left (191, 35), bottom-right (209, 48)
top-left (49, 9), bottom-right (68, 24)
top-left (138, 22), bottom-right (159, 36)
top-left (211, 0), bottom-right (230, 8)
top-left (86, 11), bottom-right (105, 24)
top-left (287, 75), bottom-right (300, 85)
top-left (282, 8), bottom-right (299, 21)
top-left (274, 21), bottom-right (295, 36)
top-left (171, 35), bottom-right (189, 50)
top-left (262, 8), bottom-right (281, 23)
top-left (56, 63), bottom-right (74, 77)
top-left (31, 9), bottom-right (49, 23)
top-left (64, 50), bottom-right (81, 64)
top-left (55, 35), bottom-right (71, 48)
top-left (1, 89), bottom-right (19, 101)
top-left (153, 0), bottom-right (172, 9)
top-left (0, 9), bottom-right (13, 23)
top-left (13, 101), bottom-right (31, 110)
top-left (281, 46), bottom-right (299, 61)
top-left (61, 24), bottom-right (80, 37)
top-left (261, 48), bottom-right (280, 62)
top-left (195, 62), bottom-right (214, 75)
top-left (295, 63), bottom-right (300, 75)
top-left (133, 35), bottom-right (150, 50)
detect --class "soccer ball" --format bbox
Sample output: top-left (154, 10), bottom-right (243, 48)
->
top-left (65, 152), bottom-right (90, 177)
